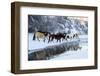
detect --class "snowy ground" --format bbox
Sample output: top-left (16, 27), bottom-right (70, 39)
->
top-left (28, 33), bottom-right (88, 60)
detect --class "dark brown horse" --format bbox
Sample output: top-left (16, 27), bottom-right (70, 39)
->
top-left (48, 33), bottom-right (67, 43)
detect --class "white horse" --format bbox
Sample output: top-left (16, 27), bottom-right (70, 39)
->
top-left (33, 31), bottom-right (49, 42)
top-left (65, 29), bottom-right (79, 41)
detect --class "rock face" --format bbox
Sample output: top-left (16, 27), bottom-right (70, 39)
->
top-left (28, 40), bottom-right (81, 60)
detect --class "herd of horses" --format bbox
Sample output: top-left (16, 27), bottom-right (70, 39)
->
top-left (33, 31), bottom-right (79, 43)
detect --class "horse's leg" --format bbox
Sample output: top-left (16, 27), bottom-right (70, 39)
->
top-left (61, 38), bottom-right (64, 42)
top-left (60, 38), bottom-right (62, 42)
top-left (59, 39), bottom-right (61, 42)
top-left (57, 39), bottom-right (58, 42)
top-left (62, 38), bottom-right (63, 42)
top-left (43, 37), bottom-right (45, 42)
top-left (52, 37), bottom-right (55, 42)
top-left (51, 37), bottom-right (53, 42)
top-left (37, 37), bottom-right (40, 41)
top-left (58, 39), bottom-right (60, 42)
top-left (50, 36), bottom-right (53, 42)
top-left (48, 36), bottom-right (51, 43)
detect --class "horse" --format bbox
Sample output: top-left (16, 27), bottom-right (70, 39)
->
top-left (33, 31), bottom-right (50, 42)
top-left (73, 33), bottom-right (79, 38)
top-left (65, 34), bottom-right (72, 40)
top-left (65, 33), bottom-right (79, 40)
top-left (55, 33), bottom-right (66, 42)
top-left (48, 33), bottom-right (67, 43)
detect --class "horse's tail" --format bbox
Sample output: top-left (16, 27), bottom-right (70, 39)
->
top-left (33, 33), bottom-right (36, 40)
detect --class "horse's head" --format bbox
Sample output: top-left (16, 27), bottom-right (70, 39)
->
top-left (63, 33), bottom-right (67, 36)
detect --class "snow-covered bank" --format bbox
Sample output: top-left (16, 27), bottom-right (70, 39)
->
top-left (28, 33), bottom-right (88, 60)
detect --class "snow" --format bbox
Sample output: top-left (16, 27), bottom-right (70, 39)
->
top-left (28, 33), bottom-right (88, 60)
